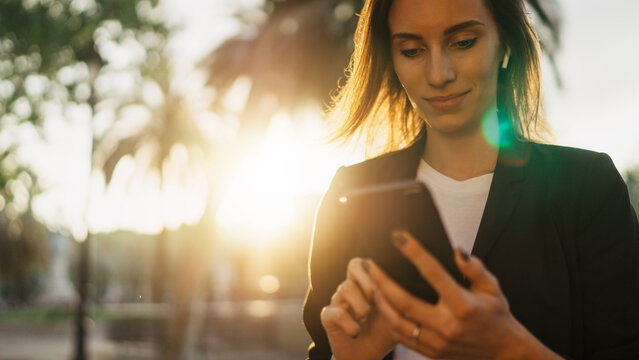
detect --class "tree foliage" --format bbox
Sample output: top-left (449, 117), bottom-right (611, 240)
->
top-left (0, 0), bottom-right (175, 221)
top-left (0, 0), bottom-right (172, 300)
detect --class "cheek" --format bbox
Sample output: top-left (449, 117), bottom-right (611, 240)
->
top-left (393, 62), bottom-right (422, 101)
top-left (465, 53), bottom-right (497, 82)
top-left (462, 55), bottom-right (500, 103)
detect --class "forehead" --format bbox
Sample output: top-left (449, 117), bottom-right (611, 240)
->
top-left (388, 0), bottom-right (496, 35)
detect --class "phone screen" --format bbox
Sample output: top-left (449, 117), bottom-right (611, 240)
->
top-left (339, 180), bottom-right (468, 303)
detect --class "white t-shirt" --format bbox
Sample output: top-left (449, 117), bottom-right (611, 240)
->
top-left (393, 159), bottom-right (493, 360)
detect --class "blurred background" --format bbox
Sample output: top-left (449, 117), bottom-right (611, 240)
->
top-left (0, 0), bottom-right (637, 359)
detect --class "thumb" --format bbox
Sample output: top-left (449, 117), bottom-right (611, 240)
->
top-left (454, 248), bottom-right (501, 295)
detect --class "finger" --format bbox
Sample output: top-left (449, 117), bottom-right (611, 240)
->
top-left (346, 257), bottom-right (377, 302)
top-left (454, 248), bottom-right (501, 295)
top-left (392, 229), bottom-right (471, 310)
top-left (321, 305), bottom-right (361, 338)
top-left (367, 260), bottom-right (444, 329)
top-left (332, 280), bottom-right (372, 321)
top-left (374, 289), bottom-right (448, 350)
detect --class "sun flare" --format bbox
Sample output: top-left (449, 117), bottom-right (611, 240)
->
top-left (215, 111), bottom-right (361, 248)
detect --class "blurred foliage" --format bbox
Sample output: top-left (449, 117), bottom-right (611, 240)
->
top-left (0, 147), bottom-right (45, 303)
top-left (0, 0), bottom-right (167, 123)
top-left (88, 231), bottom-right (156, 303)
top-left (203, 0), bottom-right (359, 113)
top-left (0, 304), bottom-right (161, 322)
top-left (0, 209), bottom-right (49, 303)
top-left (0, 0), bottom-right (175, 188)
top-left (3, 2), bottom-right (219, 357)
top-left (0, 0), bottom-right (176, 303)
top-left (0, 149), bottom-right (37, 237)
top-left (0, 306), bottom-right (75, 321)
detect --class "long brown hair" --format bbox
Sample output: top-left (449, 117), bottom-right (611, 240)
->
top-left (327, 0), bottom-right (548, 156)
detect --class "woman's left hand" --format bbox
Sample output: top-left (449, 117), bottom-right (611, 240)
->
top-left (367, 229), bottom-right (561, 360)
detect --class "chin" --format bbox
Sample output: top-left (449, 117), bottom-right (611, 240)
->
top-left (423, 113), bottom-right (475, 135)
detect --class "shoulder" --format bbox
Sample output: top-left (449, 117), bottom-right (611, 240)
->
top-left (528, 142), bottom-right (632, 225)
top-left (530, 142), bottom-right (611, 168)
top-left (528, 142), bottom-right (621, 183)
top-left (330, 146), bottom-right (415, 190)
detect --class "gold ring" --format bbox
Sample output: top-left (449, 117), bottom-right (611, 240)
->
top-left (410, 323), bottom-right (421, 343)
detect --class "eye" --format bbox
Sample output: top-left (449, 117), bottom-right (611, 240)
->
top-left (454, 38), bottom-right (477, 49)
top-left (400, 48), bottom-right (421, 58)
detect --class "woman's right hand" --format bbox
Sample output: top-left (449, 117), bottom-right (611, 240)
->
top-left (320, 257), bottom-right (396, 360)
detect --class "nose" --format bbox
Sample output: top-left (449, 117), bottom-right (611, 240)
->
top-left (426, 50), bottom-right (456, 88)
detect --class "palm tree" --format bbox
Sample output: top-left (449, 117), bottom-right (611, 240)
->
top-left (94, 64), bottom-right (217, 358)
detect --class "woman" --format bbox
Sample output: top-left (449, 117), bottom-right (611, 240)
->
top-left (303, 0), bottom-right (639, 359)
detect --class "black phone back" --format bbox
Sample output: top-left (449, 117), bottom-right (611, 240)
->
top-left (340, 180), bottom-right (468, 303)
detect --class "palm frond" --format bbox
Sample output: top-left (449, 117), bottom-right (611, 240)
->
top-left (201, 0), bottom-right (355, 115)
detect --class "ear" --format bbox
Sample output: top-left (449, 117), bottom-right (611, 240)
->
top-left (501, 46), bottom-right (511, 69)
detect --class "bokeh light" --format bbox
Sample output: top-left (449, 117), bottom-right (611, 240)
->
top-left (259, 275), bottom-right (280, 294)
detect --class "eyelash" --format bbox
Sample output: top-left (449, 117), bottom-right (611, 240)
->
top-left (399, 38), bottom-right (478, 58)
top-left (400, 49), bottom-right (421, 58)
top-left (455, 38), bottom-right (477, 49)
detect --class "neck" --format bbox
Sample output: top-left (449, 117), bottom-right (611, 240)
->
top-left (422, 109), bottom-right (500, 181)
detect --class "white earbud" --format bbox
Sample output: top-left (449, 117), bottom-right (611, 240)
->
top-left (501, 47), bottom-right (511, 69)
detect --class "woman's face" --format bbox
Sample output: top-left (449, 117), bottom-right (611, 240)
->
top-left (388, 0), bottom-right (504, 135)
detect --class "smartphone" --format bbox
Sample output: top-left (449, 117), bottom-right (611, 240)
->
top-left (339, 180), bottom-right (468, 303)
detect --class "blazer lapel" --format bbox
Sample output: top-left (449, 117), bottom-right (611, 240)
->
top-left (472, 138), bottom-right (530, 259)
top-left (376, 128), bottom-right (427, 183)
top-left (371, 127), bottom-right (531, 261)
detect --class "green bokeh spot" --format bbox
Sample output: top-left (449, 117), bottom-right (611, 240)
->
top-left (481, 108), bottom-right (513, 149)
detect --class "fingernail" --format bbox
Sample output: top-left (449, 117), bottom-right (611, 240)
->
top-left (458, 248), bottom-right (470, 262)
top-left (392, 230), bottom-right (407, 247)
top-left (362, 259), bottom-right (370, 273)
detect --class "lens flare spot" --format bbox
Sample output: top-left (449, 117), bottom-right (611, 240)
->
top-left (482, 108), bottom-right (514, 149)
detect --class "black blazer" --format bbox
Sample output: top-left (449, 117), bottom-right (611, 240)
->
top-left (302, 132), bottom-right (639, 360)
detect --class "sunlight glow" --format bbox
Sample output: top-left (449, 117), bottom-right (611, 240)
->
top-left (216, 115), bottom-right (297, 235)
top-left (87, 143), bottom-right (208, 234)
top-left (215, 110), bottom-right (362, 248)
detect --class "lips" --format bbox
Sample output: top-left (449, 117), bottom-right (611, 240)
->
top-left (423, 90), bottom-right (470, 111)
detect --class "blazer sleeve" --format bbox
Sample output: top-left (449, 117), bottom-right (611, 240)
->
top-left (575, 153), bottom-right (639, 359)
top-left (303, 166), bottom-right (357, 360)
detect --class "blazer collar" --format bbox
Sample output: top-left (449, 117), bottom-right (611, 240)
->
top-left (473, 137), bottom-right (530, 259)
top-left (381, 126), bottom-right (530, 182)
top-left (381, 127), bottom-right (531, 260)
top-left (381, 127), bottom-right (429, 182)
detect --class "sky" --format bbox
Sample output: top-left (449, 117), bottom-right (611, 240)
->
top-left (542, 0), bottom-right (639, 171)
top-left (25, 0), bottom-right (639, 237)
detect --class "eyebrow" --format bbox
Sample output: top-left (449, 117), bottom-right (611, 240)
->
top-left (391, 20), bottom-right (486, 41)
